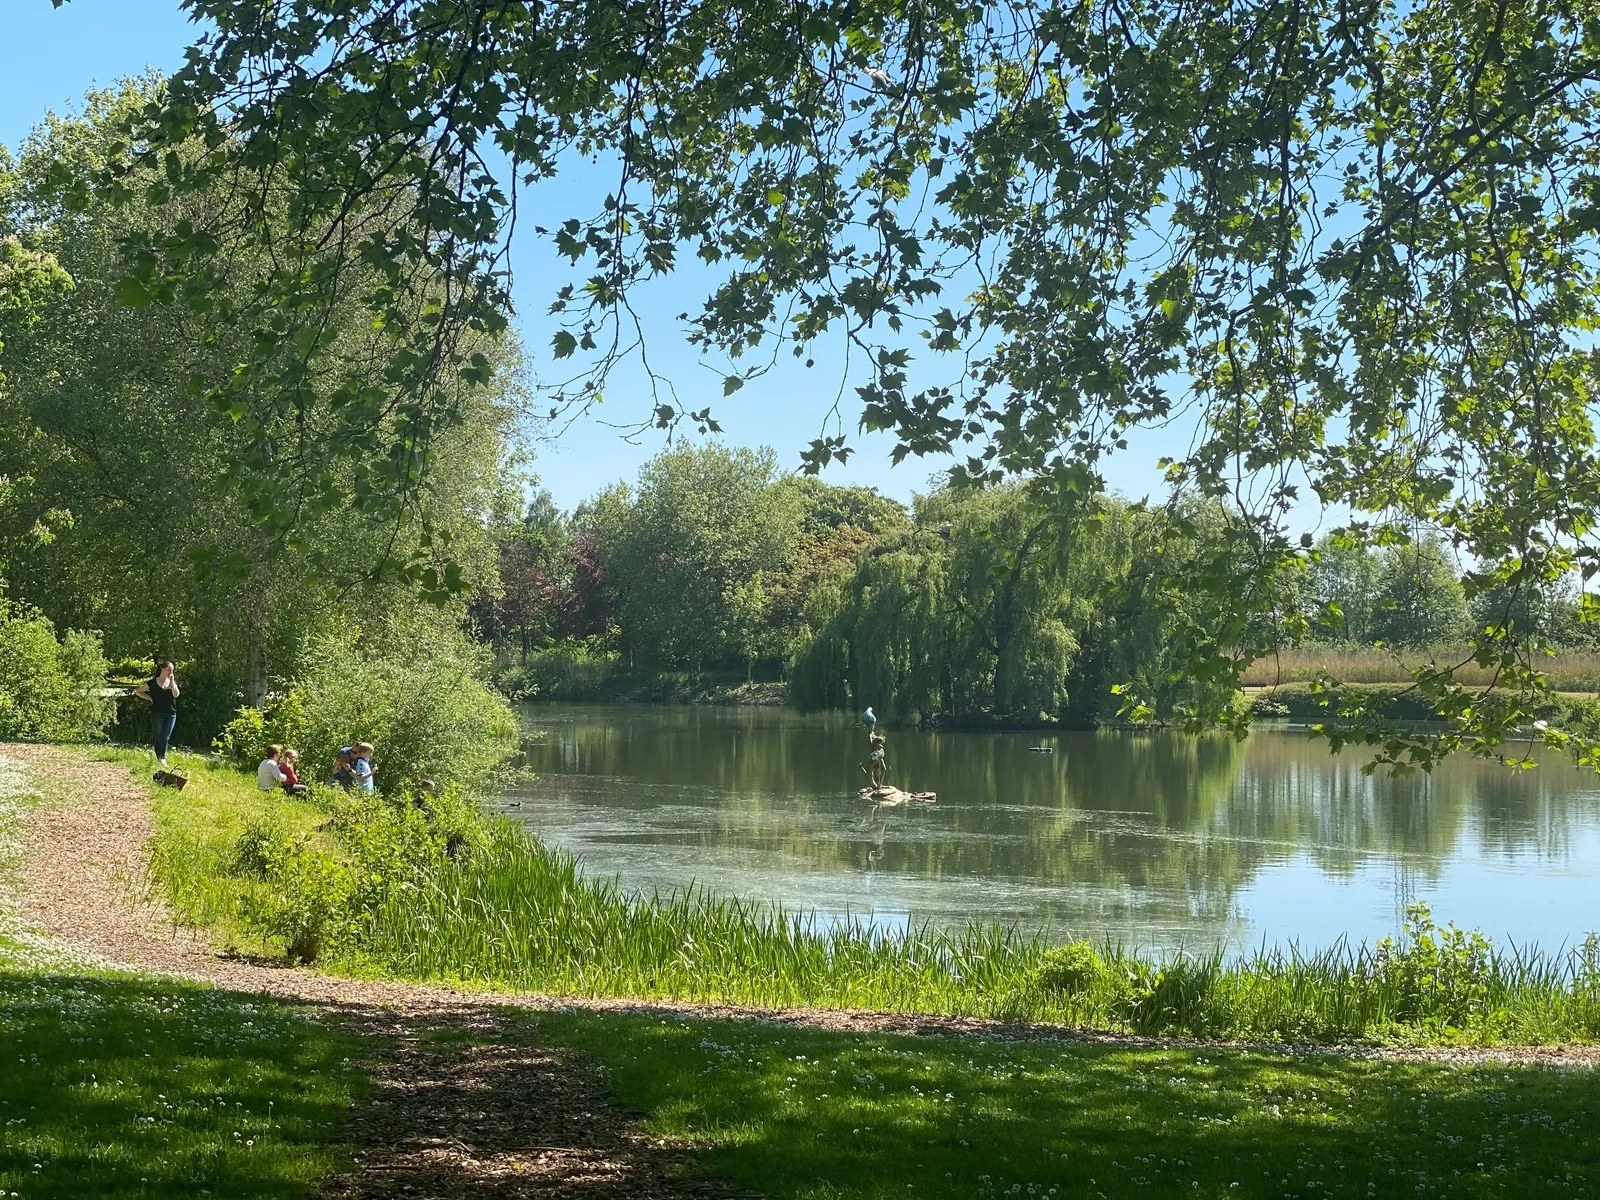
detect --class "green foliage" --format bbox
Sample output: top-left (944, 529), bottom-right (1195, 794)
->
top-left (215, 612), bottom-right (517, 794)
top-left (1368, 538), bottom-right (1470, 648)
top-left (223, 786), bottom-right (490, 964)
top-left (1373, 903), bottom-right (1499, 1031)
top-left (0, 234), bottom-right (72, 398)
top-left (791, 486), bottom-right (1244, 726)
top-left (1033, 940), bottom-right (1102, 996)
top-left (89, 0), bottom-right (1600, 769)
top-left (2, 86), bottom-right (522, 746)
top-left (233, 825), bottom-right (359, 965)
top-left (583, 444), bottom-right (804, 670)
top-left (0, 601), bottom-right (110, 741)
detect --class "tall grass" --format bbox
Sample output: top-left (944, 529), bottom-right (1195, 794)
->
top-left (135, 754), bottom-right (1600, 1046)
top-left (1240, 645), bottom-right (1600, 690)
top-left (359, 827), bottom-right (1600, 1043)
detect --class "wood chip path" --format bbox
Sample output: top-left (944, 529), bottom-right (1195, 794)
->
top-left (4, 743), bottom-right (1596, 1198)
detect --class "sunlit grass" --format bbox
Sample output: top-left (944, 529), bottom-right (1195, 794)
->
top-left (1240, 645), bottom-right (1600, 691)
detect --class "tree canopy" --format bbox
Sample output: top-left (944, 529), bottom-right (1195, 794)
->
top-left (0, 86), bottom-right (522, 741)
top-left (35, 0), bottom-right (1600, 767)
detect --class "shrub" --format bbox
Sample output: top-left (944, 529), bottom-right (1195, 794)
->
top-left (1107, 949), bottom-right (1227, 1036)
top-left (0, 601), bottom-right (111, 741)
top-left (1035, 941), bottom-right (1103, 996)
top-left (501, 638), bottom-right (619, 701)
top-left (1373, 902), bottom-right (1498, 1029)
top-left (225, 783), bottom-right (490, 964)
top-left (216, 611), bottom-right (517, 793)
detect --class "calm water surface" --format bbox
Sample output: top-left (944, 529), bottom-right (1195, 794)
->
top-left (500, 704), bottom-right (1600, 951)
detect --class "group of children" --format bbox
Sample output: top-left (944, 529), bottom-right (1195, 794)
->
top-left (255, 742), bottom-right (376, 795)
top-left (329, 743), bottom-right (378, 792)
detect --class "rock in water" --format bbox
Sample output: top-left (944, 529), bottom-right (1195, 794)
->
top-left (857, 786), bottom-right (936, 805)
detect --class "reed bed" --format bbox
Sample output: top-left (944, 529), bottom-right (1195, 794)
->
top-left (1240, 645), bottom-right (1600, 690)
top-left (354, 824), bottom-right (1600, 1045)
top-left (137, 753), bottom-right (1600, 1046)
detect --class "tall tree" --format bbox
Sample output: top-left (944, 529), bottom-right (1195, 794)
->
top-left (583, 444), bottom-right (803, 670)
top-left (1, 87), bottom-right (521, 737)
top-left (1368, 538), bottom-right (1470, 649)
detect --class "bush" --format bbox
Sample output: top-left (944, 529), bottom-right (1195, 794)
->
top-left (1035, 941), bottom-right (1103, 996)
top-left (500, 638), bottom-right (619, 701)
top-left (237, 834), bottom-right (360, 965)
top-left (225, 783), bottom-right (490, 963)
top-left (0, 601), bottom-right (111, 741)
top-left (216, 611), bottom-right (517, 794)
top-left (1373, 902), bottom-right (1498, 1029)
top-left (1110, 950), bottom-right (1228, 1036)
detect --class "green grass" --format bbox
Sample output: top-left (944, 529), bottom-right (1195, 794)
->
top-left (511, 1007), bottom-right (1600, 1199)
top-left (104, 747), bottom-right (332, 955)
top-left (0, 967), bottom-right (363, 1199)
top-left (120, 749), bottom-right (1600, 1045)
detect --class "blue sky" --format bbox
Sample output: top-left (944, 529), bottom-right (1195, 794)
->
top-left (0, 0), bottom-right (1274, 522)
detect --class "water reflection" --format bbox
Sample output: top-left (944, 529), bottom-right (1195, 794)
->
top-left (500, 704), bottom-right (1600, 951)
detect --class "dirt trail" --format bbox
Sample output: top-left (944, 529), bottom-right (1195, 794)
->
top-left (6, 743), bottom-right (724, 1198)
top-left (4, 742), bottom-right (1595, 1191)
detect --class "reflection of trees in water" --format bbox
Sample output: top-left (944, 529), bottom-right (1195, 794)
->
top-left (517, 709), bottom-right (1600, 915)
top-left (1219, 735), bottom-right (1600, 880)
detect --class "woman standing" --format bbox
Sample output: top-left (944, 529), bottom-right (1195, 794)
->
top-left (134, 661), bottom-right (180, 767)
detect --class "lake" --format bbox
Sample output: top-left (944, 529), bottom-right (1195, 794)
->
top-left (500, 703), bottom-right (1600, 953)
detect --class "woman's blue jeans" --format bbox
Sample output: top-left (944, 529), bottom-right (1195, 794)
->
top-left (151, 712), bottom-right (177, 759)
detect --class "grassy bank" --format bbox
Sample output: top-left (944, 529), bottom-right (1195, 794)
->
top-left (130, 751), bottom-right (1600, 1048)
top-left (0, 751), bottom-right (364, 1198)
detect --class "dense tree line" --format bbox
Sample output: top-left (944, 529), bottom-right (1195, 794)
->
top-left (485, 446), bottom-right (1600, 726)
top-left (1, 86), bottom-right (521, 747)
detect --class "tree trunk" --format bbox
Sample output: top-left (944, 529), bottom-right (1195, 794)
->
top-left (244, 619), bottom-right (270, 708)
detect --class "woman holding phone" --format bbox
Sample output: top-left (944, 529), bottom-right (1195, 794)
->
top-left (134, 660), bottom-right (180, 767)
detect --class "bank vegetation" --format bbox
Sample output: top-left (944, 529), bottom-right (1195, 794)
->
top-left (138, 752), bottom-right (1600, 1048)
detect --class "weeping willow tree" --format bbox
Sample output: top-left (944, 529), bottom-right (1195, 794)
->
top-left (792, 486), bottom-right (1260, 726)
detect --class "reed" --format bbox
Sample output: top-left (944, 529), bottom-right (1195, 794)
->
top-left (349, 824), bottom-right (1600, 1044)
top-left (133, 752), bottom-right (1600, 1046)
top-left (1240, 644), bottom-right (1600, 690)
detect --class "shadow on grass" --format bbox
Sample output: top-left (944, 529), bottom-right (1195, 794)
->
top-left (520, 1008), bottom-right (1600, 1200)
top-left (0, 968), bottom-right (360, 1198)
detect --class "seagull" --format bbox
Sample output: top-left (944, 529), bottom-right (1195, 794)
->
top-left (863, 706), bottom-right (877, 729)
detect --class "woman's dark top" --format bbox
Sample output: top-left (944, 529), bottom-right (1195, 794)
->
top-left (148, 678), bottom-right (178, 714)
